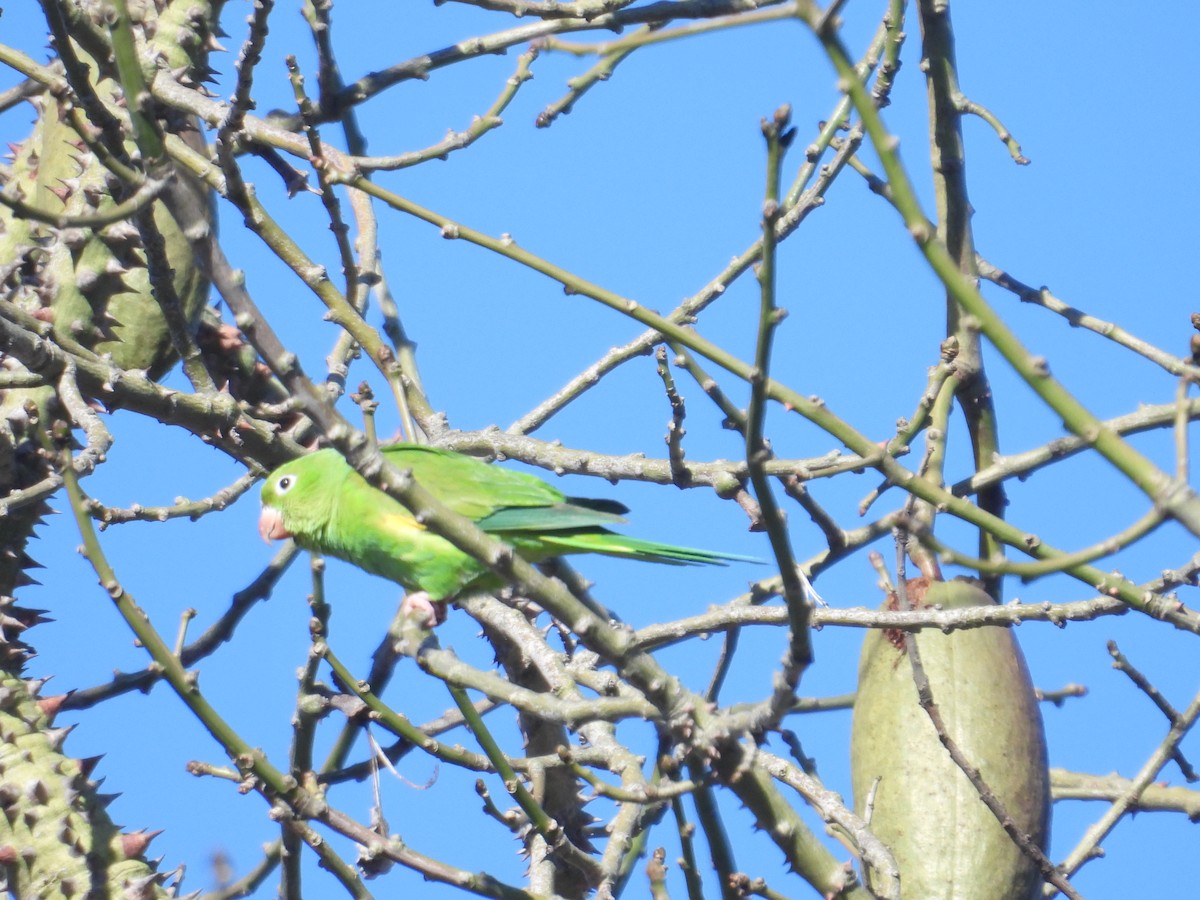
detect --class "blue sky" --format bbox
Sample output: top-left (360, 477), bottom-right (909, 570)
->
top-left (2, 3), bottom-right (1198, 898)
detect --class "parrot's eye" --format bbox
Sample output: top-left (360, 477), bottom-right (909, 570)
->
top-left (276, 475), bottom-right (296, 494)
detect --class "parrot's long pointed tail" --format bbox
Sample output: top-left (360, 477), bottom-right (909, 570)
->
top-left (531, 532), bottom-right (760, 567)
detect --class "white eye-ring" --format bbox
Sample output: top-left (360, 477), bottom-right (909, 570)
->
top-left (276, 474), bottom-right (297, 494)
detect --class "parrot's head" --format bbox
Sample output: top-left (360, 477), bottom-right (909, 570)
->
top-left (259, 449), bottom-right (348, 544)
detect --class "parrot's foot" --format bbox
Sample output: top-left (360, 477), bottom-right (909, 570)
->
top-left (401, 591), bottom-right (444, 629)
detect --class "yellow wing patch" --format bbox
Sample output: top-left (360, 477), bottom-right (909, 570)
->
top-left (378, 511), bottom-right (426, 533)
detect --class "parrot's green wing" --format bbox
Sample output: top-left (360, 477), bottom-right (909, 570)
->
top-left (475, 498), bottom-right (629, 532)
top-left (381, 444), bottom-right (562, 518)
top-left (382, 444), bottom-right (631, 528)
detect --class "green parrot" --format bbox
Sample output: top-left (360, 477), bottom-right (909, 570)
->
top-left (259, 445), bottom-right (754, 623)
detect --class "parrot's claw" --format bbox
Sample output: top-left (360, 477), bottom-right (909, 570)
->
top-left (401, 591), bottom-right (443, 629)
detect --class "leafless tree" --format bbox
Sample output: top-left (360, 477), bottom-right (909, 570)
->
top-left (0, 2), bottom-right (1196, 898)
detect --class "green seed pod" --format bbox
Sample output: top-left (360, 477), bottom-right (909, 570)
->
top-left (851, 578), bottom-right (1050, 899)
top-left (0, 1), bottom-right (221, 378)
top-left (0, 93), bottom-right (210, 378)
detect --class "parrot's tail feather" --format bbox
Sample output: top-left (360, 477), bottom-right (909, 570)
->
top-left (531, 532), bottom-right (761, 567)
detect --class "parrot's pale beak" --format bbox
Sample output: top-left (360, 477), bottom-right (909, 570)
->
top-left (258, 506), bottom-right (292, 543)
